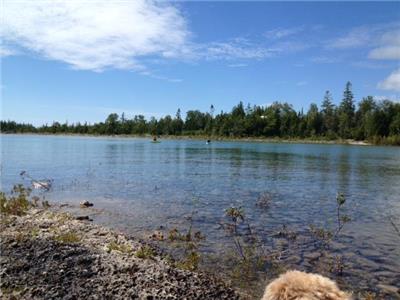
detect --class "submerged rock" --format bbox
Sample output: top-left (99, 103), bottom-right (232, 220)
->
top-left (80, 201), bottom-right (94, 208)
top-left (75, 215), bottom-right (93, 221)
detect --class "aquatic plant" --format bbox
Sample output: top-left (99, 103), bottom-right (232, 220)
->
top-left (255, 192), bottom-right (273, 209)
top-left (389, 216), bottom-right (400, 238)
top-left (307, 193), bottom-right (352, 276)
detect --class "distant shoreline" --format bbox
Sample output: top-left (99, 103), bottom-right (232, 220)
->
top-left (0, 132), bottom-right (375, 146)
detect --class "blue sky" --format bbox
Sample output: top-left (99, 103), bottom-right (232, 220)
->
top-left (1, 1), bottom-right (400, 125)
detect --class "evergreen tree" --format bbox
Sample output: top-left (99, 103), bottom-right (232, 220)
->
top-left (306, 103), bottom-right (321, 136)
top-left (321, 90), bottom-right (337, 136)
top-left (338, 82), bottom-right (355, 138)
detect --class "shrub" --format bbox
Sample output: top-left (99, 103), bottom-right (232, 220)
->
top-left (55, 232), bottom-right (81, 243)
top-left (135, 245), bottom-right (155, 259)
top-left (0, 185), bottom-right (32, 216)
top-left (107, 241), bottom-right (133, 254)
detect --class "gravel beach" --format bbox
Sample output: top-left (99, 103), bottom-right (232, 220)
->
top-left (0, 209), bottom-right (241, 299)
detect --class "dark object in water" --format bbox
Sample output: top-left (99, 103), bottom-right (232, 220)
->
top-left (206, 139), bottom-right (211, 144)
top-left (80, 201), bottom-right (94, 208)
top-left (75, 215), bottom-right (93, 221)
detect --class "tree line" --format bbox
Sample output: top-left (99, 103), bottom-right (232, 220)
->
top-left (1, 82), bottom-right (400, 145)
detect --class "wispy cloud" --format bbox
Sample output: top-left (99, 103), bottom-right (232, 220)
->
top-left (368, 29), bottom-right (400, 60)
top-left (264, 27), bottom-right (304, 40)
top-left (327, 23), bottom-right (400, 90)
top-left (1, 0), bottom-right (191, 72)
top-left (310, 56), bottom-right (341, 64)
top-left (1, 1), bottom-right (290, 74)
top-left (378, 69), bottom-right (400, 92)
top-left (296, 81), bottom-right (308, 87)
top-left (329, 27), bottom-right (372, 49)
top-left (202, 39), bottom-right (276, 60)
top-left (227, 63), bottom-right (248, 68)
top-left (351, 61), bottom-right (392, 69)
top-left (374, 95), bottom-right (400, 102)
top-left (328, 23), bottom-right (400, 56)
top-left (0, 45), bottom-right (16, 57)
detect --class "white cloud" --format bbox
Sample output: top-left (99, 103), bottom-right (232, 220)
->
top-left (351, 61), bottom-right (391, 69)
top-left (378, 69), bottom-right (400, 92)
top-left (0, 46), bottom-right (15, 57)
top-left (296, 81), bottom-right (308, 87)
top-left (202, 40), bottom-right (276, 60)
top-left (329, 23), bottom-right (400, 58)
top-left (368, 29), bottom-right (400, 60)
top-left (1, 0), bottom-right (191, 71)
top-left (310, 56), bottom-right (340, 64)
top-left (227, 63), bottom-right (248, 68)
top-left (264, 27), bottom-right (303, 40)
top-left (1, 1), bottom-right (285, 72)
top-left (374, 95), bottom-right (400, 102)
top-left (330, 27), bottom-right (372, 49)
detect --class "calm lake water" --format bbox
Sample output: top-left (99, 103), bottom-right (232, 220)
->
top-left (1, 134), bottom-right (400, 295)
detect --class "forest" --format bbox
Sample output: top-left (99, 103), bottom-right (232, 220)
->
top-left (2, 82), bottom-right (400, 145)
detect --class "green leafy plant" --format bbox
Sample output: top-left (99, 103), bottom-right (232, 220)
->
top-left (0, 185), bottom-right (32, 216)
top-left (135, 245), bottom-right (155, 259)
top-left (307, 192), bottom-right (352, 276)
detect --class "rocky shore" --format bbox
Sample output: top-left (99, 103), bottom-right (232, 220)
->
top-left (0, 208), bottom-right (240, 299)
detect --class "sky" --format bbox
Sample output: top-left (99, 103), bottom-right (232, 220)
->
top-left (1, 0), bottom-right (400, 126)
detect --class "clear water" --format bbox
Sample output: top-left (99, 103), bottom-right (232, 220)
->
top-left (1, 134), bottom-right (399, 294)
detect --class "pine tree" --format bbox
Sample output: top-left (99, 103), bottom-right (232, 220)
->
top-left (321, 90), bottom-right (337, 136)
top-left (338, 82), bottom-right (355, 138)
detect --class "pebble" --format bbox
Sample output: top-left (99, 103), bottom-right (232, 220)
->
top-left (76, 216), bottom-right (93, 221)
top-left (1, 209), bottom-right (240, 299)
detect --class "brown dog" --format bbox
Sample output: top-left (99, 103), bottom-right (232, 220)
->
top-left (262, 270), bottom-right (351, 300)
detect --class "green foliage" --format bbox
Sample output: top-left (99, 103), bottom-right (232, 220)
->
top-left (107, 241), bottom-right (133, 254)
top-left (307, 192), bottom-right (352, 276)
top-left (175, 251), bottom-right (200, 271)
top-left (55, 232), bottom-right (81, 244)
top-left (225, 206), bottom-right (245, 224)
top-left (2, 81), bottom-right (400, 145)
top-left (135, 245), bottom-right (155, 259)
top-left (0, 185), bottom-right (32, 216)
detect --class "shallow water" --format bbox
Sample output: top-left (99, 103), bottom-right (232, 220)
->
top-left (1, 134), bottom-right (399, 295)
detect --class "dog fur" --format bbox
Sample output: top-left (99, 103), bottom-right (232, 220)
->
top-left (262, 270), bottom-right (351, 300)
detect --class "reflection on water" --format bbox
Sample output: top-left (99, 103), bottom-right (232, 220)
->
top-left (1, 134), bottom-right (400, 294)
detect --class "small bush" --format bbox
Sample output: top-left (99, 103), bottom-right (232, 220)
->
top-left (55, 232), bottom-right (81, 244)
top-left (107, 241), bottom-right (133, 254)
top-left (0, 185), bottom-right (32, 216)
top-left (135, 245), bottom-right (155, 259)
top-left (176, 251), bottom-right (200, 271)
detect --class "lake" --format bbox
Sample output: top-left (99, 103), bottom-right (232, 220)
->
top-left (1, 134), bottom-right (399, 296)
